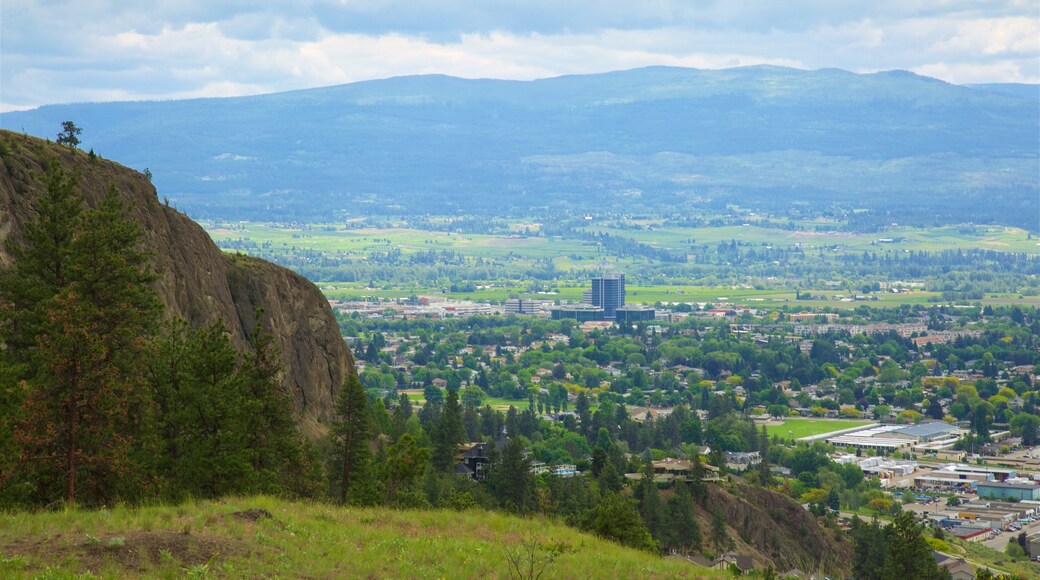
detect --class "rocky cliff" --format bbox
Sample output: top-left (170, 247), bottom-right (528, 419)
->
top-left (699, 482), bottom-right (852, 577)
top-left (0, 130), bottom-right (353, 436)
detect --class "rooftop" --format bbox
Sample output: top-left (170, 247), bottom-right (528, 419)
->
top-left (978, 481), bottom-right (1039, 490)
top-left (892, 421), bottom-right (959, 438)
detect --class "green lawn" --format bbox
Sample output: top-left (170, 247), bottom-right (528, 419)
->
top-left (765, 418), bottom-right (872, 441)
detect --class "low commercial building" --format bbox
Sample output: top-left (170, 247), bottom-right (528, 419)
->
top-left (550, 304), bottom-right (605, 322)
top-left (615, 305), bottom-right (656, 324)
top-left (889, 421), bottom-right (963, 443)
top-left (978, 481), bottom-right (1040, 501)
top-left (858, 457), bottom-right (917, 478)
top-left (504, 298), bottom-right (546, 315)
top-left (931, 464), bottom-right (1016, 483)
top-left (913, 475), bottom-right (977, 492)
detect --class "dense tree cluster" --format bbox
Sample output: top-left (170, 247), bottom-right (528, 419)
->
top-left (0, 163), bottom-right (318, 507)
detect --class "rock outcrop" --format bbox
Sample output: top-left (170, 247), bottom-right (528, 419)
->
top-left (0, 130), bottom-right (353, 436)
top-left (699, 483), bottom-right (852, 577)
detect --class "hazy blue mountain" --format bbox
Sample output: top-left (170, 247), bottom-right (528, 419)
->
top-left (3, 66), bottom-right (1037, 228)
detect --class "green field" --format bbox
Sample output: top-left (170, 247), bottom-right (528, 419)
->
top-left (203, 219), bottom-right (1040, 310)
top-left (765, 418), bottom-right (872, 441)
top-left (580, 222), bottom-right (1040, 254)
top-left (0, 496), bottom-right (714, 578)
top-left (400, 391), bottom-right (527, 412)
top-left (204, 223), bottom-right (606, 264)
top-left (320, 281), bottom-right (1040, 309)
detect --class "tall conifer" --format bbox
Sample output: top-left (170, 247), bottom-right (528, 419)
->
top-left (332, 374), bottom-right (371, 504)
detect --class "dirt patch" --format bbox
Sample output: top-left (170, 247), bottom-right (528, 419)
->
top-left (231, 508), bottom-right (274, 522)
top-left (4, 530), bottom-right (240, 575)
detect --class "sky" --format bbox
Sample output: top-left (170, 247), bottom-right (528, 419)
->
top-left (2, 1), bottom-right (1038, 111)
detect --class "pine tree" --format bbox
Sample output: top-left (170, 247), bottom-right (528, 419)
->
top-left (851, 517), bottom-right (888, 580)
top-left (634, 457), bottom-right (664, 547)
top-left (242, 317), bottom-right (319, 497)
top-left (3, 182), bottom-right (160, 506)
top-left (432, 388), bottom-right (464, 472)
top-left (381, 433), bottom-right (429, 504)
top-left (710, 507), bottom-right (733, 555)
top-left (332, 374), bottom-right (372, 504)
top-left (690, 451), bottom-right (707, 504)
top-left (492, 437), bottom-right (533, 513)
top-left (664, 481), bottom-right (701, 554)
top-left (579, 492), bottom-right (657, 552)
top-left (882, 512), bottom-right (948, 579)
top-left (598, 455), bottom-right (624, 493)
top-left (148, 321), bottom-right (253, 499)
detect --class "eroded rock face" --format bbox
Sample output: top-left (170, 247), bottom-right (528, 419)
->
top-left (0, 130), bottom-right (354, 435)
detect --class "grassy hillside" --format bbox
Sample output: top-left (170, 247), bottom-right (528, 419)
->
top-left (0, 496), bottom-right (719, 578)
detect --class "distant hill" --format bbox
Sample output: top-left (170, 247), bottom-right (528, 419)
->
top-left (2, 67), bottom-right (1036, 229)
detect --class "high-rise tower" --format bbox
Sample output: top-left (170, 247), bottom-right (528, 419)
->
top-left (591, 274), bottom-right (625, 319)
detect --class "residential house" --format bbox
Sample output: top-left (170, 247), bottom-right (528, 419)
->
top-left (454, 442), bottom-right (491, 480)
top-left (711, 552), bottom-right (755, 575)
top-left (933, 553), bottom-right (974, 580)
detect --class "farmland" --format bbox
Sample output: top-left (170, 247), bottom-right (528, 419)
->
top-left (200, 217), bottom-right (1040, 309)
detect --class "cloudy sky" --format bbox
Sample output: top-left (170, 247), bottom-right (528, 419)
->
top-left (2, 1), bottom-right (1038, 111)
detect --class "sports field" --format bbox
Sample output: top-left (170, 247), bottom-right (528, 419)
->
top-left (764, 418), bottom-right (872, 441)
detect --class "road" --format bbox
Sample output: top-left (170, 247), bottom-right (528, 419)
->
top-left (982, 517), bottom-right (1040, 552)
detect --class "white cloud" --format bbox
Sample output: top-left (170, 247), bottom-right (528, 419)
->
top-left (1, 1), bottom-right (1037, 110)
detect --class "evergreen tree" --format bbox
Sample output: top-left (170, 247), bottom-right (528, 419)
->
top-left (332, 374), bottom-right (372, 504)
top-left (0, 162), bottom-right (83, 504)
top-left (663, 481), bottom-right (701, 554)
top-left (710, 507), bottom-right (733, 555)
top-left (381, 433), bottom-right (429, 505)
top-left (149, 321), bottom-right (252, 499)
top-left (576, 391), bottom-right (592, 437)
top-left (242, 318), bottom-right (319, 497)
top-left (432, 388), bottom-right (464, 471)
top-left (882, 512), bottom-right (948, 579)
top-left (3, 182), bottom-right (160, 506)
top-left (598, 454), bottom-right (624, 493)
top-left (851, 517), bottom-right (888, 580)
top-left (580, 492), bottom-right (657, 552)
top-left (634, 457), bottom-right (664, 546)
top-left (690, 450), bottom-right (707, 504)
top-left (492, 437), bottom-right (533, 513)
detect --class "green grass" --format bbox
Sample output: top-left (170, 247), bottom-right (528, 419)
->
top-left (400, 391), bottom-right (528, 412)
top-left (0, 496), bottom-right (717, 578)
top-left (579, 222), bottom-right (1040, 254)
top-left (205, 220), bottom-right (1040, 310)
top-left (765, 418), bottom-right (872, 441)
top-left (204, 223), bottom-right (602, 262)
top-left (322, 282), bottom-right (1040, 308)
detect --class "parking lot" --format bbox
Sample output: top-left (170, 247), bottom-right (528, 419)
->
top-left (982, 516), bottom-right (1040, 553)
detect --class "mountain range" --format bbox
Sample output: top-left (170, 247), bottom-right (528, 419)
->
top-left (2, 66), bottom-right (1037, 229)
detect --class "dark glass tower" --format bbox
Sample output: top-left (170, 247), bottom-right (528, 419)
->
top-left (591, 274), bottom-right (625, 319)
